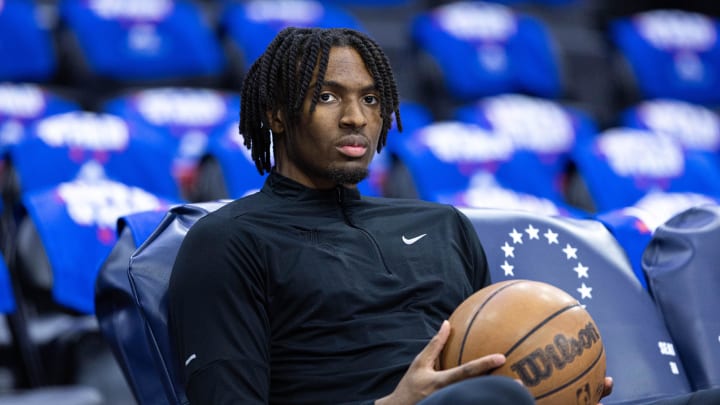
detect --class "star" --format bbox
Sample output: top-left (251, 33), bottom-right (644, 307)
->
top-left (509, 228), bottom-right (523, 244)
top-left (501, 261), bottom-right (515, 276)
top-left (562, 243), bottom-right (578, 260)
top-left (544, 229), bottom-right (559, 244)
top-left (525, 224), bottom-right (539, 240)
top-left (500, 242), bottom-right (515, 258)
top-left (577, 283), bottom-right (593, 299)
top-left (573, 262), bottom-right (589, 278)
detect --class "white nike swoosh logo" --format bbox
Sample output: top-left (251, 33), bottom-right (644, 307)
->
top-left (402, 234), bottom-right (427, 245)
top-left (185, 354), bottom-right (197, 367)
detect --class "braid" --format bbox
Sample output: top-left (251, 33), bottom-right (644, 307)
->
top-left (240, 27), bottom-right (402, 174)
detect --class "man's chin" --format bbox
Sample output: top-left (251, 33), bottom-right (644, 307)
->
top-left (327, 167), bottom-right (369, 186)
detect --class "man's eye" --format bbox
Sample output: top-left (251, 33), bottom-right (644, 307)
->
top-left (364, 95), bottom-right (379, 105)
top-left (319, 93), bottom-right (336, 102)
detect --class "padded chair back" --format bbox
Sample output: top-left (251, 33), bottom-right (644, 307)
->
top-left (22, 178), bottom-right (174, 314)
top-left (0, 83), bottom-right (79, 157)
top-left (95, 201), bottom-right (229, 404)
top-left (572, 127), bottom-right (720, 212)
top-left (596, 191), bottom-right (720, 290)
top-left (462, 208), bottom-right (692, 403)
top-left (454, 93), bottom-right (598, 203)
top-left (411, 1), bottom-right (562, 101)
top-left (103, 87), bottom-right (241, 196)
top-left (621, 99), bottom-right (720, 156)
top-left (220, 0), bottom-right (364, 71)
top-left (389, 120), bottom-right (575, 204)
top-left (643, 204), bottom-right (720, 391)
top-left (610, 10), bottom-right (720, 105)
top-left (0, 1), bottom-right (57, 82)
top-left (58, 0), bottom-right (225, 83)
top-left (10, 111), bottom-right (181, 200)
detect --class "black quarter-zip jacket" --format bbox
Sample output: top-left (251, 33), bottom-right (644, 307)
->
top-left (169, 172), bottom-right (490, 405)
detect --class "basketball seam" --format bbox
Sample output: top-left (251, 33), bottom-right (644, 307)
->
top-left (456, 280), bottom-right (523, 366)
top-left (534, 344), bottom-right (605, 401)
top-left (504, 303), bottom-right (582, 358)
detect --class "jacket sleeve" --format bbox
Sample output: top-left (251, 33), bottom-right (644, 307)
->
top-left (168, 213), bottom-right (270, 404)
top-left (453, 207), bottom-right (491, 291)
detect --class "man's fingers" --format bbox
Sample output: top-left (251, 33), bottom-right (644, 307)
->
top-left (436, 353), bottom-right (506, 386)
top-left (416, 320), bottom-right (450, 367)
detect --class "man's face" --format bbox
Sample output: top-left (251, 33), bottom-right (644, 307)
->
top-left (272, 46), bottom-right (382, 189)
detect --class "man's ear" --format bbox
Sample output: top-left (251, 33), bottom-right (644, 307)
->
top-left (267, 109), bottom-right (285, 134)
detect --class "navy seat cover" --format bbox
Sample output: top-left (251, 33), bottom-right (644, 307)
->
top-left (462, 208), bottom-right (692, 403)
top-left (643, 205), bottom-right (720, 391)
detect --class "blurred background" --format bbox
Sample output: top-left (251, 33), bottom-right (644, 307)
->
top-left (1, 0), bottom-right (720, 403)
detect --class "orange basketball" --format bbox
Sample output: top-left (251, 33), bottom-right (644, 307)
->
top-left (440, 279), bottom-right (606, 405)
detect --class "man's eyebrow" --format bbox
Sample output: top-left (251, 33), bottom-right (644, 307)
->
top-left (321, 80), bottom-right (378, 93)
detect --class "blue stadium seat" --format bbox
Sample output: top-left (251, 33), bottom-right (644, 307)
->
top-left (0, 83), bottom-right (79, 159)
top-left (387, 120), bottom-right (574, 205)
top-left (8, 111), bottom-right (181, 200)
top-left (95, 201), bottom-right (228, 404)
top-left (462, 207), bottom-right (693, 404)
top-left (643, 204), bottom-right (720, 391)
top-left (58, 0), bottom-right (225, 84)
top-left (596, 191), bottom-right (720, 290)
top-left (20, 178), bottom-right (175, 314)
top-left (454, 93), bottom-right (598, 204)
top-left (621, 99), bottom-right (720, 157)
top-left (610, 9), bottom-right (720, 105)
top-left (0, 1), bottom-right (57, 82)
top-left (103, 87), bottom-right (242, 200)
top-left (220, 0), bottom-right (364, 73)
top-left (411, 1), bottom-right (562, 101)
top-left (572, 127), bottom-right (720, 213)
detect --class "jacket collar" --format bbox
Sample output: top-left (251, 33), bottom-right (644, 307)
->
top-left (263, 171), bottom-right (361, 202)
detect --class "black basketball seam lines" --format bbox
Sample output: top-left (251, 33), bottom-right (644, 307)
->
top-left (456, 280), bottom-right (523, 366)
top-left (503, 303), bottom-right (582, 358)
top-left (534, 345), bottom-right (605, 401)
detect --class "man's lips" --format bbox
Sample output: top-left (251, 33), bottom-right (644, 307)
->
top-left (336, 135), bottom-right (369, 158)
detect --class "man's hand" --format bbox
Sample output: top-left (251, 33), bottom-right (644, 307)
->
top-left (375, 320), bottom-right (506, 405)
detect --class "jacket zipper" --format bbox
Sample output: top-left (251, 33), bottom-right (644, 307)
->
top-left (336, 187), bottom-right (392, 274)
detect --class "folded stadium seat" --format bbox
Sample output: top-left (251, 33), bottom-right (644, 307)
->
top-left (0, 83), bottom-right (80, 244)
top-left (609, 9), bottom-right (720, 106)
top-left (596, 191), bottom-right (720, 290)
top-left (643, 204), bottom-right (720, 391)
top-left (56, 0), bottom-right (226, 93)
top-left (462, 207), bottom-right (693, 403)
top-left (18, 177), bottom-right (175, 315)
top-left (219, 0), bottom-right (364, 79)
top-left (95, 201), bottom-right (229, 404)
top-left (571, 127), bottom-right (720, 213)
top-left (433, 172), bottom-right (586, 217)
top-left (103, 87), bottom-right (241, 201)
top-left (7, 111), bottom-right (182, 201)
top-left (388, 119), bottom-right (581, 207)
top-left (621, 98), bottom-right (720, 158)
top-left (0, 83), bottom-right (80, 157)
top-left (454, 93), bottom-right (599, 208)
top-left (410, 1), bottom-right (563, 118)
top-left (0, 0), bottom-right (57, 82)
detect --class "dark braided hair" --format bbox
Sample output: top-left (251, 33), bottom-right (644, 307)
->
top-left (240, 27), bottom-right (403, 175)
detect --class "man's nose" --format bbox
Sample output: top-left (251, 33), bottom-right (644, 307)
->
top-left (340, 100), bottom-right (367, 128)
